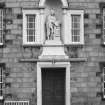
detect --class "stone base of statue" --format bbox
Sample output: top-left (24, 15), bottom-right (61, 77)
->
top-left (39, 32), bottom-right (68, 60)
top-left (39, 41), bottom-right (68, 59)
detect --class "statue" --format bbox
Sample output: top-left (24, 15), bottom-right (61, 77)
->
top-left (46, 9), bottom-right (60, 40)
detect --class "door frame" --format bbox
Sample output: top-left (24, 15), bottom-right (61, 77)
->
top-left (37, 62), bottom-right (70, 105)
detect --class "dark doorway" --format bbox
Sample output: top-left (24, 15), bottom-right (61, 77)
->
top-left (42, 68), bottom-right (65, 105)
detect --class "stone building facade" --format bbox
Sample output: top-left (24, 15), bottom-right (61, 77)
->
top-left (0, 0), bottom-right (104, 105)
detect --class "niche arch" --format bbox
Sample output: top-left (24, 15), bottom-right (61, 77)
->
top-left (39, 0), bottom-right (68, 7)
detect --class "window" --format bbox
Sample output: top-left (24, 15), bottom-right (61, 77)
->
top-left (26, 15), bottom-right (36, 42)
top-left (64, 10), bottom-right (84, 45)
top-left (0, 9), bottom-right (3, 45)
top-left (71, 15), bottom-right (81, 42)
top-left (0, 66), bottom-right (4, 100)
top-left (103, 8), bottom-right (105, 43)
top-left (69, 10), bottom-right (84, 44)
top-left (103, 67), bottom-right (105, 98)
top-left (23, 10), bottom-right (42, 45)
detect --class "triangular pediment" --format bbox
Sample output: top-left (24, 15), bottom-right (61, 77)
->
top-left (39, 0), bottom-right (68, 7)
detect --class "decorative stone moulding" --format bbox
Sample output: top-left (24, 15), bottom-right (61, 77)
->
top-left (19, 58), bottom-right (87, 62)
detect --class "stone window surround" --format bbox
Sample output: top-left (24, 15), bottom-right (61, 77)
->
top-left (22, 9), bottom-right (43, 45)
top-left (22, 9), bottom-right (84, 45)
top-left (64, 10), bottom-right (84, 45)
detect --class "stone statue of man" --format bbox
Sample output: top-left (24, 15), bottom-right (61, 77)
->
top-left (46, 9), bottom-right (60, 40)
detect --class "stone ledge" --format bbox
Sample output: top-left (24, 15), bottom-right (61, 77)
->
top-left (22, 44), bottom-right (42, 47)
top-left (19, 58), bottom-right (87, 62)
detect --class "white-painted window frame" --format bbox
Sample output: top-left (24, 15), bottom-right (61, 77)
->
top-left (68, 10), bottom-right (84, 45)
top-left (103, 8), bottom-right (105, 44)
top-left (0, 66), bottom-right (4, 100)
top-left (0, 9), bottom-right (3, 45)
top-left (103, 67), bottom-right (105, 98)
top-left (23, 9), bottom-right (41, 45)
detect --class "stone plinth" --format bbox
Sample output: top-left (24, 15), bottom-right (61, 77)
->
top-left (39, 40), bottom-right (68, 59)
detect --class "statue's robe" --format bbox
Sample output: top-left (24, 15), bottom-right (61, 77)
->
top-left (46, 15), bottom-right (57, 39)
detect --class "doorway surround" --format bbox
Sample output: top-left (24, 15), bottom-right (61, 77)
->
top-left (37, 61), bottom-right (70, 105)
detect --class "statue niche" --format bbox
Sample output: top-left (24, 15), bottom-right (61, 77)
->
top-left (46, 9), bottom-right (61, 40)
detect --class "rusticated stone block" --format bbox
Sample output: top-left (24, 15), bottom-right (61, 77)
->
top-left (13, 8), bottom-right (21, 14)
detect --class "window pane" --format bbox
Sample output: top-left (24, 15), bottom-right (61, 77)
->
top-left (104, 83), bottom-right (105, 88)
top-left (29, 23), bottom-right (34, 28)
top-left (28, 15), bottom-right (35, 22)
top-left (0, 76), bottom-right (3, 83)
top-left (103, 67), bottom-right (105, 74)
top-left (104, 75), bottom-right (105, 81)
top-left (0, 67), bottom-right (3, 84)
top-left (0, 67), bottom-right (2, 76)
top-left (103, 9), bottom-right (105, 40)
top-left (0, 90), bottom-right (2, 96)
top-left (72, 15), bottom-right (80, 22)
top-left (0, 85), bottom-right (2, 96)
top-left (73, 36), bottom-right (78, 42)
top-left (73, 23), bottom-right (80, 28)
top-left (28, 36), bottom-right (34, 42)
top-left (28, 30), bottom-right (34, 35)
top-left (104, 29), bottom-right (105, 35)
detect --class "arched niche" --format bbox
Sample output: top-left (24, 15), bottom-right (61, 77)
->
top-left (39, 0), bottom-right (68, 21)
top-left (39, 0), bottom-right (68, 43)
top-left (44, 0), bottom-right (63, 22)
top-left (39, 0), bottom-right (68, 7)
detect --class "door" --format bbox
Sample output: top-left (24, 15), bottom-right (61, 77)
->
top-left (42, 68), bottom-right (65, 105)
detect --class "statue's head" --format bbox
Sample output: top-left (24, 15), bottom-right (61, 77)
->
top-left (50, 9), bottom-right (55, 16)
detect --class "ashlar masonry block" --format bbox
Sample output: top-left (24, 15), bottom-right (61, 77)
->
top-left (6, 2), bottom-right (20, 7)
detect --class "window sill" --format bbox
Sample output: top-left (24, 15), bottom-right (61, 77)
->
top-left (102, 41), bottom-right (105, 45)
top-left (0, 43), bottom-right (3, 46)
top-left (0, 43), bottom-right (4, 48)
top-left (64, 44), bottom-right (84, 47)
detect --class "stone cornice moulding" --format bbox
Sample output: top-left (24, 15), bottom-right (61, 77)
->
top-left (22, 7), bottom-right (45, 10)
top-left (19, 58), bottom-right (88, 62)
